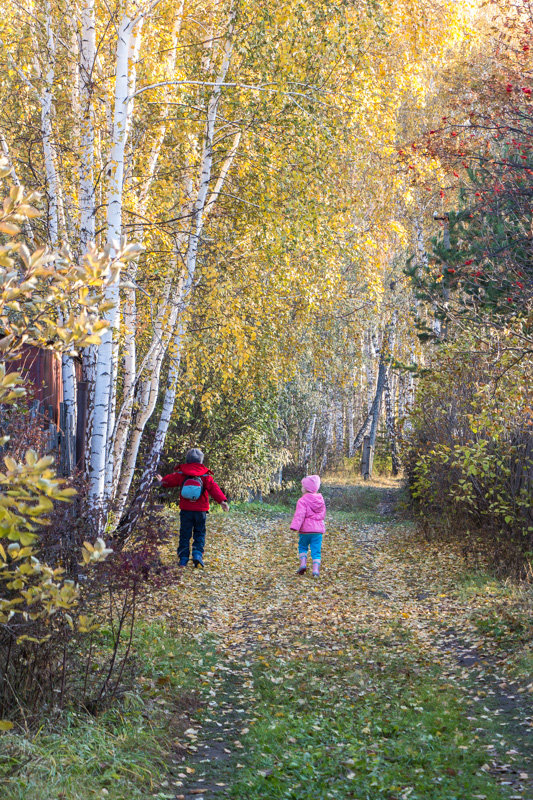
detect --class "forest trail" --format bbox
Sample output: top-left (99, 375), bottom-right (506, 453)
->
top-left (147, 480), bottom-right (533, 800)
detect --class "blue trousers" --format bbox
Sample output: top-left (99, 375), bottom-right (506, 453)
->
top-left (298, 533), bottom-right (323, 561)
top-left (178, 510), bottom-right (207, 562)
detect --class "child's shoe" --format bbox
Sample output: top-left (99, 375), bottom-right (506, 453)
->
top-left (296, 555), bottom-right (307, 575)
top-left (312, 560), bottom-right (320, 578)
top-left (178, 557), bottom-right (188, 568)
top-left (193, 556), bottom-right (204, 569)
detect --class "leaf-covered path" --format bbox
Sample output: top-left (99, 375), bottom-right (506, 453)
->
top-left (148, 481), bottom-right (532, 800)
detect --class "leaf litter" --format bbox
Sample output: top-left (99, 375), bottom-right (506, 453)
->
top-left (144, 482), bottom-right (532, 800)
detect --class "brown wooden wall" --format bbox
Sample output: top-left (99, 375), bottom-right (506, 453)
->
top-left (8, 346), bottom-right (63, 424)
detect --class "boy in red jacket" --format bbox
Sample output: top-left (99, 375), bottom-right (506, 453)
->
top-left (156, 448), bottom-right (229, 568)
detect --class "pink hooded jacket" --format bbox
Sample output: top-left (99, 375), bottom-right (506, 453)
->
top-left (290, 475), bottom-right (326, 534)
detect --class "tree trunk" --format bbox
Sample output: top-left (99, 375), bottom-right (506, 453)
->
top-left (365, 328), bottom-right (376, 413)
top-left (114, 7), bottom-right (237, 539)
top-left (366, 311), bottom-right (398, 477)
top-left (88, 12), bottom-right (138, 526)
top-left (320, 407), bottom-right (334, 475)
top-left (384, 371), bottom-right (401, 475)
top-left (346, 395), bottom-right (355, 458)
top-left (334, 396), bottom-right (344, 462)
top-left (303, 414), bottom-right (317, 474)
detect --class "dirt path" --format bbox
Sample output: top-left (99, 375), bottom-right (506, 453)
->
top-left (148, 482), bottom-right (532, 800)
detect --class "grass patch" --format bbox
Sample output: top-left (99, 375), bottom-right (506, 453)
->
top-left (230, 499), bottom-right (295, 515)
top-left (0, 622), bottom-right (218, 800)
top-left (452, 570), bottom-right (533, 682)
top-left (230, 644), bottom-right (515, 800)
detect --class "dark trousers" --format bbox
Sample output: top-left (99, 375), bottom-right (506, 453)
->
top-left (178, 510), bottom-right (207, 561)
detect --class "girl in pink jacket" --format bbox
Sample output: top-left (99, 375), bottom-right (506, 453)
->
top-left (290, 474), bottom-right (326, 578)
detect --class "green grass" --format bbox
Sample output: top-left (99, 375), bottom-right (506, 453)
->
top-left (230, 499), bottom-right (294, 515)
top-left (452, 570), bottom-right (533, 683)
top-left (227, 481), bottom-right (405, 526)
top-left (0, 623), bottom-right (218, 800)
top-left (229, 643), bottom-right (515, 800)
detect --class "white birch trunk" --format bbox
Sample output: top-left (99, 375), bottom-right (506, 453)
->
top-left (416, 221), bottom-right (440, 337)
top-left (334, 395), bottom-right (344, 460)
top-left (320, 407), bottom-right (334, 475)
top-left (109, 5), bottom-right (187, 507)
top-left (88, 13), bottom-right (137, 522)
top-left (384, 371), bottom-right (401, 475)
top-left (41, 8), bottom-right (58, 247)
top-left (78, 0), bottom-right (98, 468)
top-left (303, 413), bottom-right (317, 474)
top-left (104, 17), bottom-right (144, 504)
top-left (365, 328), bottom-right (376, 414)
top-left (204, 130), bottom-right (241, 217)
top-left (115, 6), bottom-right (238, 537)
top-left (112, 286), bottom-right (181, 515)
top-left (368, 311), bottom-right (398, 455)
top-left (79, 0), bottom-right (96, 255)
top-left (40, 8), bottom-right (78, 437)
top-left (347, 395), bottom-right (355, 458)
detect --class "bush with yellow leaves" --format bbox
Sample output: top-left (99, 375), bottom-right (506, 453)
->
top-left (0, 157), bottom-right (138, 726)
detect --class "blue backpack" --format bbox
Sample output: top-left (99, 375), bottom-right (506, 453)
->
top-left (180, 472), bottom-right (207, 501)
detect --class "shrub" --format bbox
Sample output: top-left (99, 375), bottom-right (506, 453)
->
top-left (406, 334), bottom-right (532, 576)
top-left (0, 160), bottom-right (119, 726)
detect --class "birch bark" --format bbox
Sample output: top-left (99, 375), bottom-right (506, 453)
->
top-left (303, 414), bottom-right (317, 474)
top-left (104, 17), bottom-right (144, 504)
top-left (79, 0), bottom-right (96, 255)
top-left (365, 328), bottom-right (376, 413)
top-left (384, 371), bottom-right (401, 475)
top-left (115, 6), bottom-right (238, 538)
top-left (320, 407), bottom-right (334, 475)
top-left (39, 6), bottom-right (78, 444)
top-left (368, 311), bottom-right (398, 466)
top-left (88, 12), bottom-right (138, 522)
top-left (334, 395), bottom-right (344, 461)
top-left (347, 395), bottom-right (355, 458)
top-left (110, 6), bottom-right (186, 505)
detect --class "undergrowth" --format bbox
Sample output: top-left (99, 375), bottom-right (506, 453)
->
top-left (0, 623), bottom-right (216, 800)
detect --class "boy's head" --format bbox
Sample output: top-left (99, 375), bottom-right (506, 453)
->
top-left (301, 474), bottom-right (320, 493)
top-left (185, 448), bottom-right (204, 464)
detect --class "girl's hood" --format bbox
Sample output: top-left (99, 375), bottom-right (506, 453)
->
top-left (302, 492), bottom-right (325, 512)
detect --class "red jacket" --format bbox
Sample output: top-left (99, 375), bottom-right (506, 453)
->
top-left (161, 462), bottom-right (227, 511)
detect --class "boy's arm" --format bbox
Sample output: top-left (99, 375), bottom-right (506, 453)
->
top-left (159, 471), bottom-right (184, 488)
top-left (205, 476), bottom-right (228, 506)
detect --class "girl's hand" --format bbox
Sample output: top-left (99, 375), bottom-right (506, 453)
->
top-left (221, 501), bottom-right (230, 512)
top-left (155, 474), bottom-right (163, 483)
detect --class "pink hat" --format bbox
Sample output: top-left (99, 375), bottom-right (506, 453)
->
top-left (302, 474), bottom-right (320, 493)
